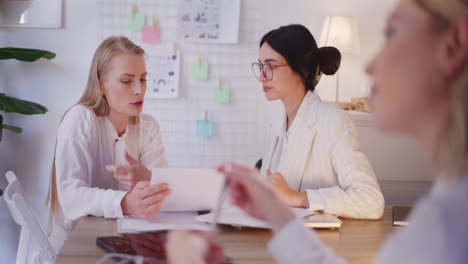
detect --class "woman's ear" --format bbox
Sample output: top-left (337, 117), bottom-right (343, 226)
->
top-left (99, 79), bottom-right (106, 95)
top-left (439, 17), bottom-right (468, 82)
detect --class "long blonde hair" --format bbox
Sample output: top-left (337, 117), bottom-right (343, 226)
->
top-left (415, 0), bottom-right (468, 180)
top-left (46, 36), bottom-right (145, 215)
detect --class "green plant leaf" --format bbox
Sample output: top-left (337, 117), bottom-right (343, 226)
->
top-left (0, 124), bottom-right (22, 133)
top-left (0, 93), bottom-right (48, 115)
top-left (0, 47), bottom-right (56, 62)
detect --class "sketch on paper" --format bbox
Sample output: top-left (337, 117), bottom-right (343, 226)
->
top-left (145, 49), bottom-right (181, 99)
top-left (178, 0), bottom-right (240, 44)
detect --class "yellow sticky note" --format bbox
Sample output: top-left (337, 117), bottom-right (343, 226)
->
top-left (213, 84), bottom-right (230, 104)
top-left (191, 61), bottom-right (209, 80)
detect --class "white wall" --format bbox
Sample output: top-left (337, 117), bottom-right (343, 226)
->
top-left (0, 0), bottom-right (421, 262)
top-left (266, 0), bottom-right (398, 102)
top-left (0, 1), bottom-right (100, 262)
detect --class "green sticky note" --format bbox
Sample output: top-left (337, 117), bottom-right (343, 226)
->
top-left (128, 13), bottom-right (145, 32)
top-left (196, 120), bottom-right (213, 137)
top-left (191, 61), bottom-right (209, 80)
top-left (213, 84), bottom-right (230, 104)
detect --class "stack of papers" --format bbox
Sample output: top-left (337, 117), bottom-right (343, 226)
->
top-left (196, 206), bottom-right (316, 229)
top-left (117, 168), bottom-right (342, 233)
top-left (118, 212), bottom-right (210, 233)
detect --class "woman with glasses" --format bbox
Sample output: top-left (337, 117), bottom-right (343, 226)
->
top-left (168, 0), bottom-right (468, 263)
top-left (250, 24), bottom-right (384, 219)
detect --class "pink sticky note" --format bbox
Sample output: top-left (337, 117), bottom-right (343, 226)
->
top-left (142, 25), bottom-right (160, 44)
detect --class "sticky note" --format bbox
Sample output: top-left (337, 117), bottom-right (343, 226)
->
top-left (142, 25), bottom-right (160, 44)
top-left (213, 84), bottom-right (230, 104)
top-left (196, 120), bottom-right (213, 137)
top-left (128, 13), bottom-right (145, 32)
top-left (191, 61), bottom-right (209, 80)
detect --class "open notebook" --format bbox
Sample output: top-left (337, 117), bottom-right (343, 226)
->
top-left (196, 206), bottom-right (342, 229)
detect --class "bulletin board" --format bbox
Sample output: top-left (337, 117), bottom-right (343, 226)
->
top-left (99, 0), bottom-right (270, 169)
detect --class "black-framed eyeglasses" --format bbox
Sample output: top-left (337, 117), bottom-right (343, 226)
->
top-left (251, 62), bottom-right (288, 81)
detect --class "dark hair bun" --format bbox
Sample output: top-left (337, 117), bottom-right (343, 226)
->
top-left (318, 47), bottom-right (341, 75)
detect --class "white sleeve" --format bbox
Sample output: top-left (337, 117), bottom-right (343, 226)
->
top-left (306, 111), bottom-right (384, 219)
top-left (268, 218), bottom-right (348, 264)
top-left (139, 116), bottom-right (168, 169)
top-left (55, 108), bottom-right (127, 220)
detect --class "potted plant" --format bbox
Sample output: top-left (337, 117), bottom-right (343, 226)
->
top-left (0, 47), bottom-right (55, 141)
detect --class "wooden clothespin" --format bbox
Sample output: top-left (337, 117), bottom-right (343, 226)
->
top-left (204, 111), bottom-right (208, 124)
top-left (172, 42), bottom-right (178, 57)
top-left (198, 55), bottom-right (202, 67)
top-left (218, 76), bottom-right (223, 91)
top-left (131, 6), bottom-right (137, 20)
top-left (152, 16), bottom-right (158, 31)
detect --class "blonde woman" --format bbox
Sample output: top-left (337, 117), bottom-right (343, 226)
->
top-left (46, 36), bottom-right (170, 251)
top-left (168, 0), bottom-right (468, 263)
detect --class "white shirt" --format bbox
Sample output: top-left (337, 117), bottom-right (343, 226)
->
top-left (268, 174), bottom-right (468, 264)
top-left (49, 105), bottom-right (168, 251)
top-left (262, 91), bottom-right (384, 219)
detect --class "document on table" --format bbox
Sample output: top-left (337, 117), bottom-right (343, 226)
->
top-left (196, 206), bottom-right (316, 229)
top-left (118, 212), bottom-right (211, 233)
top-left (151, 168), bottom-right (225, 212)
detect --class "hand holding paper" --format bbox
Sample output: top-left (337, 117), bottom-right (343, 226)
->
top-left (121, 181), bottom-right (171, 219)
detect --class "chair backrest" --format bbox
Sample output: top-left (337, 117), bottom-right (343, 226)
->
top-left (4, 171), bottom-right (56, 264)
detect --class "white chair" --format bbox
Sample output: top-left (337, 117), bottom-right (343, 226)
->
top-left (4, 171), bottom-right (56, 264)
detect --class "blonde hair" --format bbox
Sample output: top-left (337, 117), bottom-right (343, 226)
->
top-left (46, 36), bottom-right (145, 215)
top-left (415, 0), bottom-right (468, 180)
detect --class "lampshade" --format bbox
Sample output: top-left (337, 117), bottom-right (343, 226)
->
top-left (319, 16), bottom-right (360, 55)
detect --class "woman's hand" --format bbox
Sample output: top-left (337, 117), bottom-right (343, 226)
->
top-left (217, 163), bottom-right (295, 232)
top-left (106, 152), bottom-right (151, 191)
top-left (266, 170), bottom-right (309, 208)
top-left (121, 181), bottom-right (171, 219)
top-left (167, 230), bottom-right (224, 264)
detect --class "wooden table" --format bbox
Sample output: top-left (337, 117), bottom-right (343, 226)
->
top-left (57, 206), bottom-right (397, 264)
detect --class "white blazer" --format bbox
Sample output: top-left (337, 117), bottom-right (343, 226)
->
top-left (261, 91), bottom-right (384, 219)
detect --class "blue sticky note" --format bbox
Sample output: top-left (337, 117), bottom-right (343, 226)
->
top-left (191, 61), bottom-right (209, 80)
top-left (196, 120), bottom-right (213, 137)
top-left (128, 13), bottom-right (145, 32)
top-left (213, 84), bottom-right (230, 104)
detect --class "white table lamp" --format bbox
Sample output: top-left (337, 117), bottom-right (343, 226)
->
top-left (319, 16), bottom-right (360, 102)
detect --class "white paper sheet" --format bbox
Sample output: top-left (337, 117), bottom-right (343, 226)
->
top-left (178, 0), bottom-right (240, 43)
top-left (118, 212), bottom-right (211, 233)
top-left (145, 49), bottom-right (181, 99)
top-left (196, 206), bottom-right (315, 229)
top-left (151, 168), bottom-right (225, 212)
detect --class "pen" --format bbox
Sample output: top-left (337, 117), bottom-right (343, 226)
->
top-left (211, 164), bottom-right (231, 228)
top-left (211, 178), bottom-right (229, 228)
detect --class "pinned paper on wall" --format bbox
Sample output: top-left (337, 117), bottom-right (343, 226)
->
top-left (196, 120), bottom-right (213, 137)
top-left (178, 0), bottom-right (241, 43)
top-left (142, 17), bottom-right (161, 44)
top-left (213, 78), bottom-right (230, 104)
top-left (191, 59), bottom-right (209, 80)
top-left (196, 112), bottom-right (213, 137)
top-left (128, 7), bottom-right (145, 32)
top-left (145, 47), bottom-right (181, 98)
